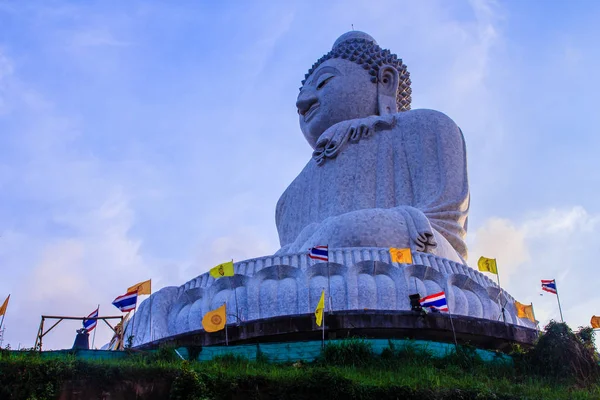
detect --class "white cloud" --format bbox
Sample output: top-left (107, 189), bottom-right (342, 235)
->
top-left (1, 191), bottom-right (161, 350)
top-left (469, 206), bottom-right (600, 330)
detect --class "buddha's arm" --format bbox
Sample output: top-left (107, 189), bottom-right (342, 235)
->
top-left (397, 109), bottom-right (470, 260)
top-left (312, 114), bottom-right (396, 165)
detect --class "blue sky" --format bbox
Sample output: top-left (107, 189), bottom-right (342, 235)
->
top-left (0, 0), bottom-right (599, 349)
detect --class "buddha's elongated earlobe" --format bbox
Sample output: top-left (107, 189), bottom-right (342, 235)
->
top-left (377, 66), bottom-right (399, 115)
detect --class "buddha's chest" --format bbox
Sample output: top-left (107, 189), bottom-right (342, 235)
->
top-left (277, 132), bottom-right (413, 240)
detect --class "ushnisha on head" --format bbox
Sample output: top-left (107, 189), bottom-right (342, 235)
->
top-left (296, 31), bottom-right (412, 148)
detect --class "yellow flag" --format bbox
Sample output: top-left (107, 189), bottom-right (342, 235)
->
top-left (591, 315), bottom-right (600, 329)
top-left (0, 295), bottom-right (9, 316)
top-left (209, 261), bottom-right (235, 279)
top-left (315, 290), bottom-right (325, 327)
top-left (477, 256), bottom-right (498, 274)
top-left (202, 304), bottom-right (227, 332)
top-left (515, 301), bottom-right (535, 322)
top-left (389, 248), bottom-right (413, 264)
top-left (127, 279), bottom-right (152, 295)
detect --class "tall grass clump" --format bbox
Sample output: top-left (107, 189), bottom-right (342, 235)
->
top-left (380, 339), bottom-right (433, 365)
top-left (439, 344), bottom-right (484, 371)
top-left (320, 338), bottom-right (374, 366)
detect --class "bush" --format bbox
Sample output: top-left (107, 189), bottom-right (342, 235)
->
top-left (523, 320), bottom-right (599, 384)
top-left (320, 338), bottom-right (374, 366)
top-left (439, 344), bottom-right (483, 371)
top-left (212, 353), bottom-right (249, 365)
top-left (169, 362), bottom-right (208, 400)
top-left (380, 339), bottom-right (433, 364)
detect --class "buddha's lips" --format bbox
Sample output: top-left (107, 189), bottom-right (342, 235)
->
top-left (304, 103), bottom-right (320, 122)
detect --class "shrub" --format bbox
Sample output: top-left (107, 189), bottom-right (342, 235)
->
top-left (320, 338), bottom-right (374, 366)
top-left (212, 353), bottom-right (249, 365)
top-left (439, 344), bottom-right (483, 371)
top-left (169, 362), bottom-right (208, 400)
top-left (524, 320), bottom-right (599, 384)
top-left (380, 339), bottom-right (433, 364)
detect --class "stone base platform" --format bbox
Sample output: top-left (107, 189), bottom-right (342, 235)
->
top-left (126, 248), bottom-right (536, 348)
top-left (135, 310), bottom-right (537, 352)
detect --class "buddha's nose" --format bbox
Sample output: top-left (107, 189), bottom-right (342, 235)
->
top-left (296, 91), bottom-right (318, 116)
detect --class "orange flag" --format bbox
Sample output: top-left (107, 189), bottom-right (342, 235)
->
top-left (389, 248), bottom-right (413, 264)
top-left (515, 301), bottom-right (535, 323)
top-left (0, 295), bottom-right (9, 316)
top-left (127, 279), bottom-right (151, 295)
top-left (591, 315), bottom-right (600, 329)
top-left (202, 304), bottom-right (226, 332)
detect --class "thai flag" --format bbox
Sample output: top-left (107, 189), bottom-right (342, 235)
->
top-left (112, 291), bottom-right (138, 312)
top-left (309, 245), bottom-right (329, 262)
top-left (420, 291), bottom-right (449, 312)
top-left (541, 279), bottom-right (557, 294)
top-left (83, 308), bottom-right (99, 333)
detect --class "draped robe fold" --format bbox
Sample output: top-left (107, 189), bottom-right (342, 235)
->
top-left (275, 109), bottom-right (470, 262)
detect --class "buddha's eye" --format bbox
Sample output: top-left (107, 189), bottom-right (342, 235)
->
top-left (317, 75), bottom-right (334, 90)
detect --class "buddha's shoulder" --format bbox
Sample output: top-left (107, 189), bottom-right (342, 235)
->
top-left (392, 109), bottom-right (462, 139)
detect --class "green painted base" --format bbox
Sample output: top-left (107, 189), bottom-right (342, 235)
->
top-left (177, 338), bottom-right (511, 364)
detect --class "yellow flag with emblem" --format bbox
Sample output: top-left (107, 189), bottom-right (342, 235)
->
top-left (389, 248), bottom-right (413, 264)
top-left (515, 301), bottom-right (535, 323)
top-left (202, 304), bottom-right (226, 332)
top-left (591, 315), bottom-right (600, 329)
top-left (315, 290), bottom-right (325, 327)
top-left (477, 256), bottom-right (498, 275)
top-left (127, 279), bottom-right (152, 295)
top-left (0, 295), bottom-right (9, 316)
top-left (210, 261), bottom-right (234, 279)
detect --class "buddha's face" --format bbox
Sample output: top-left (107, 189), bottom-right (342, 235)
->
top-left (296, 58), bottom-right (378, 149)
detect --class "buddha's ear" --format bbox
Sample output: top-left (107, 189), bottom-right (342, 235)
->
top-left (377, 66), bottom-right (399, 115)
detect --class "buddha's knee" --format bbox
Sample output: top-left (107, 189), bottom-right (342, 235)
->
top-left (303, 209), bottom-right (412, 249)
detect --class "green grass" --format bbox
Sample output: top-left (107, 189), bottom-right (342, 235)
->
top-left (1, 343), bottom-right (599, 400)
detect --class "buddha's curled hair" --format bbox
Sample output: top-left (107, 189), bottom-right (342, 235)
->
top-left (301, 38), bottom-right (412, 112)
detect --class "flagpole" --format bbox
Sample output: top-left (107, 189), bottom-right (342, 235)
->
top-left (130, 298), bottom-right (138, 347)
top-left (327, 249), bottom-right (332, 313)
top-left (91, 304), bottom-right (99, 349)
top-left (231, 259), bottom-right (240, 325)
top-left (530, 302), bottom-right (539, 335)
top-left (322, 288), bottom-right (326, 349)
top-left (149, 292), bottom-right (153, 343)
top-left (494, 259), bottom-right (506, 323)
top-left (446, 307), bottom-right (459, 349)
top-left (225, 303), bottom-right (229, 346)
top-left (0, 294), bottom-right (9, 331)
top-left (555, 280), bottom-right (564, 323)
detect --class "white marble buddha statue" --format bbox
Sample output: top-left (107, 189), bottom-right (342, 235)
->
top-left (275, 31), bottom-right (470, 263)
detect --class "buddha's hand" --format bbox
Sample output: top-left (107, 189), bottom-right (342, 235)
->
top-left (393, 206), bottom-right (437, 253)
top-left (313, 115), bottom-right (396, 165)
top-left (300, 207), bottom-right (437, 254)
top-left (301, 208), bottom-right (412, 250)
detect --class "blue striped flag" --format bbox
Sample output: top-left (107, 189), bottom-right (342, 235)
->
top-left (83, 307), bottom-right (99, 332)
top-left (420, 291), bottom-right (449, 312)
top-left (541, 279), bottom-right (557, 294)
top-left (309, 245), bottom-right (329, 262)
top-left (112, 291), bottom-right (138, 312)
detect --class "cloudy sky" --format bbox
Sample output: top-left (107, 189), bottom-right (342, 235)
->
top-left (1, 0), bottom-right (599, 349)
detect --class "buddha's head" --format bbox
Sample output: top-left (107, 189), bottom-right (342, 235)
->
top-left (296, 31), bottom-right (412, 149)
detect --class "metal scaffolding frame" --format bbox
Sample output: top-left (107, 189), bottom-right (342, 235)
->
top-left (34, 315), bottom-right (124, 351)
